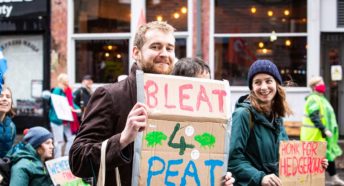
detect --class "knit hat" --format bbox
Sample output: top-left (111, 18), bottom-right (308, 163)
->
top-left (23, 127), bottom-right (53, 148)
top-left (82, 75), bottom-right (93, 81)
top-left (247, 59), bottom-right (282, 89)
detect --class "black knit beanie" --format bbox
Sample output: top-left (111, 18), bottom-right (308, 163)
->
top-left (247, 59), bottom-right (282, 90)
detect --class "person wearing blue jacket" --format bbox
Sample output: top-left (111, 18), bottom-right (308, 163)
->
top-left (8, 126), bottom-right (54, 186)
top-left (0, 85), bottom-right (16, 158)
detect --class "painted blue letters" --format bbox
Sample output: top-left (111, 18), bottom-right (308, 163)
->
top-left (165, 159), bottom-right (183, 186)
top-left (180, 160), bottom-right (201, 186)
top-left (205, 160), bottom-right (224, 186)
top-left (147, 156), bottom-right (165, 186)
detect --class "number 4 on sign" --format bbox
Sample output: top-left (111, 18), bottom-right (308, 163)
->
top-left (168, 123), bottom-right (195, 155)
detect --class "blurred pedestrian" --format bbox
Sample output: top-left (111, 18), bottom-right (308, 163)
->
top-left (49, 73), bottom-right (81, 158)
top-left (73, 75), bottom-right (93, 120)
top-left (172, 57), bottom-right (234, 186)
top-left (301, 76), bottom-right (344, 185)
top-left (0, 85), bottom-right (16, 158)
top-left (7, 126), bottom-right (54, 186)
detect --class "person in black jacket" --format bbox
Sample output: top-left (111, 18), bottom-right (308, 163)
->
top-left (73, 75), bottom-right (93, 119)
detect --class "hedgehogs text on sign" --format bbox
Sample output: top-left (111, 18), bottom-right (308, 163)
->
top-left (132, 72), bottom-right (231, 186)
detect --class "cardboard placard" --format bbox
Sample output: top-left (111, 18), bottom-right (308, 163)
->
top-left (133, 72), bottom-right (231, 186)
top-left (279, 141), bottom-right (327, 186)
top-left (50, 94), bottom-right (73, 121)
top-left (45, 156), bottom-right (90, 186)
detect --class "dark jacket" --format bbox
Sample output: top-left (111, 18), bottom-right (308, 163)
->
top-left (73, 87), bottom-right (92, 112)
top-left (69, 64), bottom-right (138, 186)
top-left (0, 116), bottom-right (16, 158)
top-left (228, 95), bottom-right (288, 186)
top-left (8, 142), bottom-right (53, 186)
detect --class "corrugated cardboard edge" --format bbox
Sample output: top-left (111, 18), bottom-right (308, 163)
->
top-left (223, 80), bottom-right (231, 175)
top-left (132, 70), bottom-right (144, 186)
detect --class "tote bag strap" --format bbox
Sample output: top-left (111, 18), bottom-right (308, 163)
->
top-left (97, 139), bottom-right (109, 186)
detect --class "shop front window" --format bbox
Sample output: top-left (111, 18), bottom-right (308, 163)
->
top-left (215, 37), bottom-right (307, 86)
top-left (75, 40), bottom-right (129, 83)
top-left (215, 0), bottom-right (307, 33)
top-left (175, 38), bottom-right (187, 59)
top-left (146, 0), bottom-right (188, 31)
top-left (74, 0), bottom-right (131, 33)
top-left (214, 0), bottom-right (307, 87)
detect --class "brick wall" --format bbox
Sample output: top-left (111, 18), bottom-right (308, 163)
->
top-left (50, 0), bottom-right (68, 88)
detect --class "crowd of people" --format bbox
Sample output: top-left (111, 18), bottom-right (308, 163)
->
top-left (0, 20), bottom-right (342, 186)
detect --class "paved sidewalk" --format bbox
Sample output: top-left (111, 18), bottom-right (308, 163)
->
top-left (325, 169), bottom-right (344, 186)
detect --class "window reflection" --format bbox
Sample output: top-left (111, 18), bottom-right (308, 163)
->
top-left (146, 0), bottom-right (188, 31)
top-left (75, 40), bottom-right (129, 83)
top-left (215, 0), bottom-right (307, 33)
top-left (175, 38), bottom-right (187, 59)
top-left (214, 37), bottom-right (307, 86)
top-left (74, 0), bottom-right (131, 33)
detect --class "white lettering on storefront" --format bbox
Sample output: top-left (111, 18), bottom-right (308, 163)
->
top-left (0, 5), bottom-right (12, 17)
top-left (0, 0), bottom-right (33, 17)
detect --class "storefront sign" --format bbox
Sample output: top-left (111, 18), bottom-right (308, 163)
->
top-left (0, 39), bottom-right (39, 52)
top-left (331, 65), bottom-right (343, 81)
top-left (0, 0), bottom-right (46, 18)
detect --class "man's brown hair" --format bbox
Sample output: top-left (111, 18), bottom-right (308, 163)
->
top-left (133, 21), bottom-right (175, 49)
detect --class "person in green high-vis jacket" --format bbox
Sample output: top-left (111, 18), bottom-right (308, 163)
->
top-left (301, 76), bottom-right (344, 185)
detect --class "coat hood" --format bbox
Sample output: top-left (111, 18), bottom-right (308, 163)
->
top-left (6, 142), bottom-right (40, 164)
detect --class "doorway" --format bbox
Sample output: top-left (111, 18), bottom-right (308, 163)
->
top-left (321, 33), bottom-right (344, 136)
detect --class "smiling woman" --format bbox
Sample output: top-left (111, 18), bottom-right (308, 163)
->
top-left (228, 59), bottom-right (294, 186)
top-left (0, 85), bottom-right (16, 158)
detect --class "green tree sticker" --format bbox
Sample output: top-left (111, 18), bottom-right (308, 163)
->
top-left (145, 131), bottom-right (167, 147)
top-left (194, 133), bottom-right (216, 148)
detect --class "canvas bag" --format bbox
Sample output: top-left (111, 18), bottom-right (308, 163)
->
top-left (97, 139), bottom-right (121, 186)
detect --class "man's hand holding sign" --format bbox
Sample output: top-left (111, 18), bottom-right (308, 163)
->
top-left (120, 103), bottom-right (148, 149)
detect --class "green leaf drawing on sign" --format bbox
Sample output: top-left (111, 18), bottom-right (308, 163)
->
top-left (194, 133), bottom-right (216, 148)
top-left (145, 131), bottom-right (167, 147)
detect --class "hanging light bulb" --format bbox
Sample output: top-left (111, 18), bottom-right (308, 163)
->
top-left (173, 12), bottom-right (180, 19)
top-left (285, 39), bottom-right (291, 46)
top-left (251, 7), bottom-right (257, 14)
top-left (181, 6), bottom-right (187, 14)
top-left (258, 42), bottom-right (264, 48)
top-left (156, 15), bottom-right (163, 21)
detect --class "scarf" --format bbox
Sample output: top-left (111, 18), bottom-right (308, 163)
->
top-left (64, 86), bottom-right (80, 134)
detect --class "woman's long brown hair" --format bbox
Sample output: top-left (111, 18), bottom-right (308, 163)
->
top-left (249, 84), bottom-right (293, 117)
